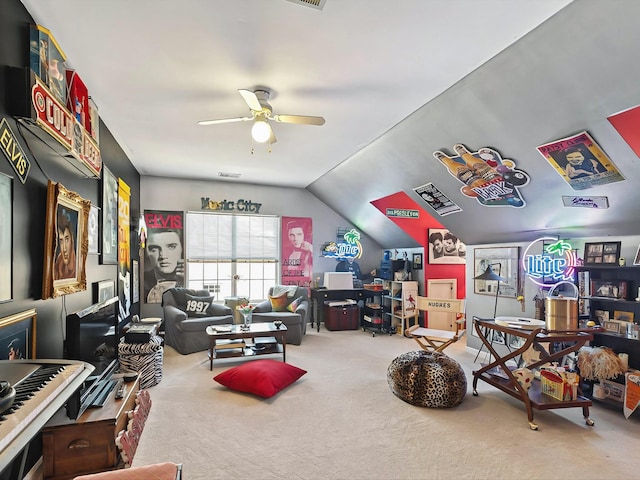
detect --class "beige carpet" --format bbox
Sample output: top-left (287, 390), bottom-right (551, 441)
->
top-left (133, 327), bottom-right (640, 480)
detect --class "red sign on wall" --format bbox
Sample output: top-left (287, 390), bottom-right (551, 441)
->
top-left (31, 75), bottom-right (102, 177)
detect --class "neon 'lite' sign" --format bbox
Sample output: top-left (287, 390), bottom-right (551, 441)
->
top-left (321, 228), bottom-right (363, 259)
top-left (522, 237), bottom-right (579, 287)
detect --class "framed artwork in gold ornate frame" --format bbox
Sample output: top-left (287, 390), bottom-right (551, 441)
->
top-left (42, 180), bottom-right (91, 299)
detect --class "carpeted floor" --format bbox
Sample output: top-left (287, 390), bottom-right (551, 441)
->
top-left (133, 326), bottom-right (640, 480)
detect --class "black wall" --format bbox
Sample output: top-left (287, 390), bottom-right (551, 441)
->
top-left (0, 0), bottom-right (141, 360)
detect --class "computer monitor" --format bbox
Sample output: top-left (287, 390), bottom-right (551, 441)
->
top-left (323, 271), bottom-right (354, 289)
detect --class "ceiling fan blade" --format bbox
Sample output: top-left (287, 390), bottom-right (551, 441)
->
top-left (197, 116), bottom-right (252, 126)
top-left (269, 124), bottom-right (277, 144)
top-left (238, 89), bottom-right (263, 112)
top-left (272, 114), bottom-right (325, 126)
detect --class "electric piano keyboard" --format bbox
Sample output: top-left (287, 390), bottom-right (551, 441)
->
top-left (0, 359), bottom-right (94, 473)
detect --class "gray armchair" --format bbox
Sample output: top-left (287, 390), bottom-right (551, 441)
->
top-left (251, 286), bottom-right (309, 345)
top-left (162, 288), bottom-right (233, 355)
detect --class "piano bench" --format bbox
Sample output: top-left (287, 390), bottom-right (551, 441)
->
top-left (72, 462), bottom-right (182, 480)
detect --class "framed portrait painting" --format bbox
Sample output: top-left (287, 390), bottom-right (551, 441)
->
top-left (42, 181), bottom-right (90, 299)
top-left (0, 173), bottom-right (12, 303)
top-left (428, 228), bottom-right (466, 264)
top-left (101, 166), bottom-right (118, 265)
top-left (0, 309), bottom-right (37, 359)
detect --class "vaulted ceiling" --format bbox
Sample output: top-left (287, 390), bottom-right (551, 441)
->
top-left (20, 1), bottom-right (640, 248)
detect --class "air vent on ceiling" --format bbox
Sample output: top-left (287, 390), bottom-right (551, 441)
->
top-left (284, 0), bottom-right (326, 11)
top-left (218, 172), bottom-right (241, 178)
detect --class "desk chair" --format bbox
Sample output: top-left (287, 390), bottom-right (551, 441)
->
top-left (407, 297), bottom-right (465, 353)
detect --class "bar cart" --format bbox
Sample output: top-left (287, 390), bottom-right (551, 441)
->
top-left (472, 316), bottom-right (595, 430)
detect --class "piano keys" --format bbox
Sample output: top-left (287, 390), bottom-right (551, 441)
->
top-left (0, 359), bottom-right (94, 474)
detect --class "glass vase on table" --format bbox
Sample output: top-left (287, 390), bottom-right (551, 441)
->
top-left (237, 304), bottom-right (255, 331)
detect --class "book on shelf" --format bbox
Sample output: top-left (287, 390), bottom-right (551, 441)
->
top-left (215, 339), bottom-right (246, 350)
top-left (254, 336), bottom-right (278, 346)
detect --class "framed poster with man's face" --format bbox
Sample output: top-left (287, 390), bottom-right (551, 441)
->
top-left (428, 228), bottom-right (466, 264)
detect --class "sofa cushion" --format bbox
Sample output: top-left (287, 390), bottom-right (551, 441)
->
top-left (286, 296), bottom-right (304, 312)
top-left (164, 288), bottom-right (209, 308)
top-left (184, 294), bottom-right (214, 316)
top-left (213, 360), bottom-right (307, 398)
top-left (269, 292), bottom-right (290, 312)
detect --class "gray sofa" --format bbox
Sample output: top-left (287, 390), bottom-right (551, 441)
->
top-left (251, 286), bottom-right (309, 345)
top-left (162, 288), bottom-right (234, 355)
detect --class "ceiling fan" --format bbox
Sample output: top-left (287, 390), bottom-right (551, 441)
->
top-left (198, 89), bottom-right (325, 144)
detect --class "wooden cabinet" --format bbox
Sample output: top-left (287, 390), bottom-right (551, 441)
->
top-left (384, 281), bottom-right (418, 336)
top-left (42, 374), bottom-right (142, 480)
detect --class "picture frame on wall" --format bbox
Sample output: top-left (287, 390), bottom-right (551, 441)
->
top-left (473, 247), bottom-right (520, 298)
top-left (634, 244), bottom-right (640, 265)
top-left (412, 253), bottom-right (423, 270)
top-left (0, 309), bottom-right (37, 359)
top-left (428, 228), bottom-right (466, 264)
top-left (584, 241), bottom-right (621, 265)
top-left (0, 173), bottom-right (12, 303)
top-left (88, 204), bottom-right (100, 255)
top-left (95, 279), bottom-right (115, 303)
top-left (101, 166), bottom-right (118, 265)
top-left (42, 181), bottom-right (90, 299)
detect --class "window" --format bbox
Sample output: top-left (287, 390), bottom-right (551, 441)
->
top-left (185, 212), bottom-right (279, 302)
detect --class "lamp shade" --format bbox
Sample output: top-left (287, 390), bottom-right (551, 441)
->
top-left (251, 119), bottom-right (271, 143)
top-left (474, 265), bottom-right (506, 282)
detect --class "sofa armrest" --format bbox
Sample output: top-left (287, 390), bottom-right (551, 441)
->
top-left (164, 304), bottom-right (187, 322)
top-left (294, 299), bottom-right (309, 318)
top-left (207, 303), bottom-right (233, 316)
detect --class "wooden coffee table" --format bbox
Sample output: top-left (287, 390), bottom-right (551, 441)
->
top-left (206, 322), bottom-right (287, 370)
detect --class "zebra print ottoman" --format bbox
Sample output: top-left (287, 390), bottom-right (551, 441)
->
top-left (118, 335), bottom-right (164, 388)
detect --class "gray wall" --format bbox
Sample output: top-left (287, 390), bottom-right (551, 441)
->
top-left (139, 175), bottom-right (384, 317)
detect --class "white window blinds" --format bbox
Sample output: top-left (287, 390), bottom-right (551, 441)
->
top-left (186, 212), bottom-right (279, 261)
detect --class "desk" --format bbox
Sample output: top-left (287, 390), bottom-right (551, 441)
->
top-left (472, 317), bottom-right (594, 430)
top-left (310, 288), bottom-right (366, 332)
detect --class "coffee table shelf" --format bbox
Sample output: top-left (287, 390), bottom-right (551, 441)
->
top-left (206, 322), bottom-right (287, 370)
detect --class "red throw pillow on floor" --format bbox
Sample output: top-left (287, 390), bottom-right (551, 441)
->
top-left (213, 360), bottom-right (307, 398)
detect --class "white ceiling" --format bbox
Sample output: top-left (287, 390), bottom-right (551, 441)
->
top-left (20, 0), bottom-right (572, 189)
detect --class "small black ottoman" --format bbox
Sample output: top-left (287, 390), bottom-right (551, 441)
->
top-left (387, 350), bottom-right (467, 408)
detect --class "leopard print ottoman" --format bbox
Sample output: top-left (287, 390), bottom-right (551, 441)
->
top-left (387, 350), bottom-right (467, 408)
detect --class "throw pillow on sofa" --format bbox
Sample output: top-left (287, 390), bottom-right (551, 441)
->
top-left (184, 294), bottom-right (214, 316)
top-left (213, 359), bottom-right (307, 398)
top-left (286, 296), bottom-right (304, 313)
top-left (269, 292), bottom-right (289, 312)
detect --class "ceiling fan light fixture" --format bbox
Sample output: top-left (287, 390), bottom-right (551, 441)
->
top-left (251, 119), bottom-right (271, 143)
